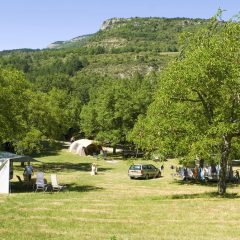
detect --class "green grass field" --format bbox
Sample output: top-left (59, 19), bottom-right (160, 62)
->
top-left (1, 147), bottom-right (240, 240)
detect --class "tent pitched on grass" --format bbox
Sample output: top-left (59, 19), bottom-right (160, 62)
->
top-left (69, 139), bottom-right (101, 156)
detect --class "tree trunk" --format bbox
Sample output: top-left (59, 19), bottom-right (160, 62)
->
top-left (218, 135), bottom-right (232, 195)
top-left (136, 146), bottom-right (139, 158)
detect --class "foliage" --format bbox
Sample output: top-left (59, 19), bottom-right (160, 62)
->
top-left (13, 129), bottom-right (46, 155)
top-left (86, 17), bottom-right (210, 53)
top-left (0, 66), bottom-right (77, 154)
top-left (0, 67), bottom-right (30, 142)
top-left (131, 17), bottom-right (240, 162)
top-left (80, 73), bottom-right (157, 145)
top-left (26, 89), bottom-right (72, 139)
top-left (0, 17), bottom-right (212, 151)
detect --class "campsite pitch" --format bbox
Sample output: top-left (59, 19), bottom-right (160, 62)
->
top-left (0, 149), bottom-right (240, 240)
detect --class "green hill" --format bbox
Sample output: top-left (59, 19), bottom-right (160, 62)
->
top-left (0, 16), bottom-right (212, 151)
top-left (0, 17), bottom-right (210, 79)
top-left (88, 17), bottom-right (209, 53)
top-left (49, 17), bottom-right (209, 53)
top-left (47, 34), bottom-right (94, 49)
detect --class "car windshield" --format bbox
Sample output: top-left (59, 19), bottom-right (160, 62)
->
top-left (129, 165), bottom-right (141, 170)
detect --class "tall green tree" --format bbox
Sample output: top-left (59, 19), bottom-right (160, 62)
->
top-left (0, 66), bottom-right (76, 153)
top-left (0, 67), bottom-right (29, 143)
top-left (80, 74), bottom-right (157, 147)
top-left (26, 88), bottom-right (72, 139)
top-left (130, 16), bottom-right (240, 194)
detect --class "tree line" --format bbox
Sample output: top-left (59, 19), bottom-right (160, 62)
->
top-left (0, 15), bottom-right (239, 194)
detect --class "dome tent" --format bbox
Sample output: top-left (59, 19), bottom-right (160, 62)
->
top-left (69, 139), bottom-right (101, 156)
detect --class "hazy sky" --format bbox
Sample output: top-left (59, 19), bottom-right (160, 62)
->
top-left (0, 0), bottom-right (239, 51)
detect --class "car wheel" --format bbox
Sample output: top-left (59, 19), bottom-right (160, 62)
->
top-left (156, 172), bottom-right (161, 178)
top-left (130, 177), bottom-right (134, 180)
top-left (145, 174), bottom-right (149, 180)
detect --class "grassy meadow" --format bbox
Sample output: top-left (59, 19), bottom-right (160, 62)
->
top-left (1, 146), bottom-right (240, 240)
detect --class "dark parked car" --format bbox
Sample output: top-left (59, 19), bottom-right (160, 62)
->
top-left (128, 164), bottom-right (161, 179)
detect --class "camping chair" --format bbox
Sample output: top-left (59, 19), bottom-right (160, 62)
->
top-left (35, 172), bottom-right (48, 192)
top-left (16, 175), bottom-right (32, 191)
top-left (16, 175), bottom-right (23, 183)
top-left (50, 174), bottom-right (65, 192)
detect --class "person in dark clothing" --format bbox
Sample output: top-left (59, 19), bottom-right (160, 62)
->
top-left (24, 162), bottom-right (34, 181)
top-left (183, 168), bottom-right (188, 180)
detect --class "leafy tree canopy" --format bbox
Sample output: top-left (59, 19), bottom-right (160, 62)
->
top-left (130, 15), bottom-right (240, 194)
top-left (80, 73), bottom-right (158, 146)
top-left (0, 67), bottom-right (30, 142)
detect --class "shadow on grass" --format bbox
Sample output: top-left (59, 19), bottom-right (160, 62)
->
top-left (172, 192), bottom-right (240, 199)
top-left (31, 141), bottom-right (70, 158)
top-left (173, 179), bottom-right (218, 188)
top-left (66, 184), bottom-right (104, 192)
top-left (148, 191), bottom-right (240, 200)
top-left (10, 182), bottom-right (104, 193)
top-left (130, 176), bottom-right (163, 180)
top-left (10, 182), bottom-right (34, 193)
top-left (12, 162), bottom-right (113, 173)
top-left (172, 179), bottom-right (240, 189)
top-left (36, 162), bottom-right (113, 173)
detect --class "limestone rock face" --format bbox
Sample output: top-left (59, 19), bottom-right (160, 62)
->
top-left (47, 35), bottom-right (91, 49)
top-left (100, 18), bottom-right (130, 31)
top-left (47, 43), bottom-right (60, 49)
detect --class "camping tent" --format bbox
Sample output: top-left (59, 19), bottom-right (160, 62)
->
top-left (69, 139), bottom-right (101, 156)
top-left (0, 151), bottom-right (32, 194)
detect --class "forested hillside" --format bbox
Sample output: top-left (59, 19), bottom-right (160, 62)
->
top-left (50, 17), bottom-right (209, 52)
top-left (0, 17), bottom-right (210, 154)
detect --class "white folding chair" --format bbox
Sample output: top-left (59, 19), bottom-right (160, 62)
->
top-left (35, 172), bottom-right (47, 192)
top-left (50, 174), bottom-right (65, 192)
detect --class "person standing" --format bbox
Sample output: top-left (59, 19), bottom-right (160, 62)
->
top-left (91, 163), bottom-right (97, 175)
top-left (24, 162), bottom-right (34, 181)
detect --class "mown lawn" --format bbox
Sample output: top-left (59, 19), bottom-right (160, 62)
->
top-left (1, 147), bottom-right (240, 240)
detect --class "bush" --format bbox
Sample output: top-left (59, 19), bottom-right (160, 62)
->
top-left (14, 129), bottom-right (46, 155)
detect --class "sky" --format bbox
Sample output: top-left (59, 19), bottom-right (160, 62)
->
top-left (0, 0), bottom-right (239, 51)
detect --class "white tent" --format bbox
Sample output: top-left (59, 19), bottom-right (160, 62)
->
top-left (69, 139), bottom-right (100, 156)
top-left (0, 151), bottom-right (32, 194)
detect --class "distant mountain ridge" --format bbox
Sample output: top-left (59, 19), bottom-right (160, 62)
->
top-left (47, 17), bottom-right (210, 51)
top-left (0, 16), bottom-right (212, 80)
top-left (47, 34), bottom-right (94, 49)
